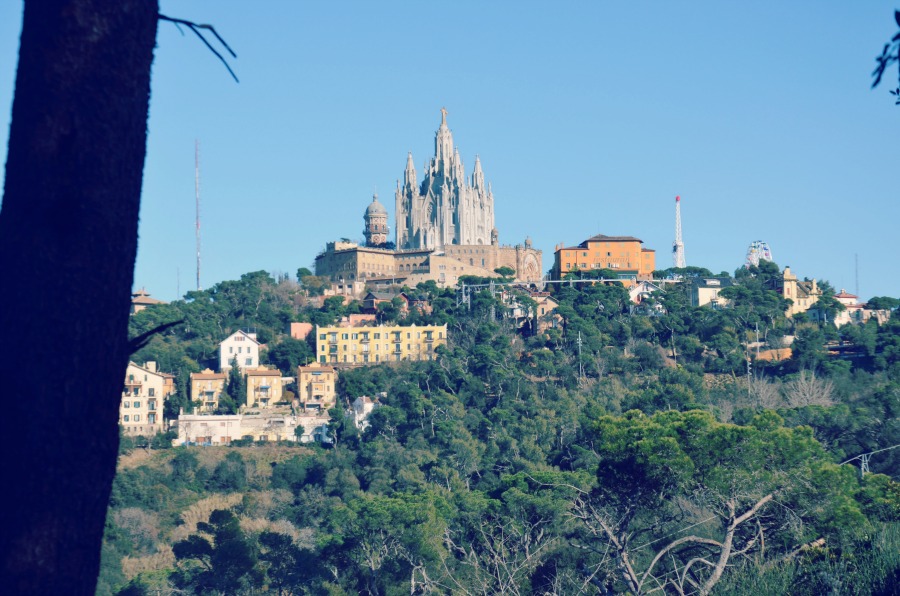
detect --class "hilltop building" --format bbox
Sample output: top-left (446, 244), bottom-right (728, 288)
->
top-left (817, 289), bottom-right (893, 327)
top-left (778, 267), bottom-right (822, 317)
top-left (130, 288), bottom-right (165, 315)
top-left (396, 107), bottom-right (494, 250)
top-left (315, 323), bottom-right (447, 365)
top-left (364, 194), bottom-right (390, 247)
top-left (552, 234), bottom-right (656, 284)
top-left (121, 361), bottom-right (173, 436)
top-left (690, 277), bottom-right (734, 308)
top-left (314, 110), bottom-right (541, 292)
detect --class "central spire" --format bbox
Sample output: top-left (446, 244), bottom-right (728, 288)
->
top-left (435, 107), bottom-right (454, 164)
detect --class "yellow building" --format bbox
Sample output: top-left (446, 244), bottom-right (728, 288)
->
top-left (297, 362), bottom-right (338, 411)
top-left (245, 367), bottom-right (283, 409)
top-left (315, 323), bottom-right (448, 365)
top-left (190, 369), bottom-right (227, 413)
top-left (779, 266), bottom-right (822, 317)
top-left (552, 234), bottom-right (655, 284)
top-left (121, 361), bottom-right (172, 436)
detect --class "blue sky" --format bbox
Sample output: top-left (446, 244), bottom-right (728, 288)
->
top-left (1, 2), bottom-right (898, 301)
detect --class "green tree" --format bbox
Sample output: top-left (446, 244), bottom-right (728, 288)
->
top-left (172, 509), bottom-right (263, 593)
top-left (569, 410), bottom-right (884, 595)
top-left (265, 337), bottom-right (314, 374)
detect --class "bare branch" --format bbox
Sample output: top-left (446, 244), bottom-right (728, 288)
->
top-left (158, 14), bottom-right (239, 82)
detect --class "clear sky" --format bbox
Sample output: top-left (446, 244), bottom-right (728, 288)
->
top-left (1, 2), bottom-right (898, 301)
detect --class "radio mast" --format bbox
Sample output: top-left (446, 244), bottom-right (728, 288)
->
top-left (672, 195), bottom-right (686, 268)
top-left (195, 140), bottom-right (202, 291)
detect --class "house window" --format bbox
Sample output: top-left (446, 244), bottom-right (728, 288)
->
top-left (148, 388), bottom-right (155, 397)
top-left (123, 415), bottom-right (129, 422)
top-left (134, 415), bottom-right (140, 422)
top-left (320, 333), bottom-right (326, 340)
top-left (124, 402), bottom-right (130, 408)
top-left (246, 358), bottom-right (252, 366)
top-left (133, 401), bottom-right (140, 408)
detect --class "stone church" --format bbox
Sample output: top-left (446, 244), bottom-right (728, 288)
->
top-left (396, 107), bottom-right (495, 250)
top-left (315, 110), bottom-right (542, 292)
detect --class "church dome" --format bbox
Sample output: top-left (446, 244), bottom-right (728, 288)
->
top-left (366, 194), bottom-right (387, 216)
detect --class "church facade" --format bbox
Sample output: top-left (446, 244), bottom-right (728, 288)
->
top-left (395, 108), bottom-right (494, 250)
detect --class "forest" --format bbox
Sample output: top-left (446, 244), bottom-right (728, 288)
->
top-left (103, 262), bottom-right (900, 595)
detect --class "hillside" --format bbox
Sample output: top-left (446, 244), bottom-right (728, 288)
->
top-left (103, 266), bottom-right (900, 594)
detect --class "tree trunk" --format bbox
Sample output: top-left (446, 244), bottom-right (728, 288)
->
top-left (0, 1), bottom-right (157, 593)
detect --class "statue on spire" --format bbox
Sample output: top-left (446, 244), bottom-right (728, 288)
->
top-left (440, 106), bottom-right (448, 126)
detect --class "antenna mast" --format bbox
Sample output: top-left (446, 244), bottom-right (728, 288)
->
top-left (672, 195), bottom-right (686, 268)
top-left (195, 140), bottom-right (202, 291)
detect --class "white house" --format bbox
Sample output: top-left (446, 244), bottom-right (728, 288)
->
top-left (219, 330), bottom-right (260, 372)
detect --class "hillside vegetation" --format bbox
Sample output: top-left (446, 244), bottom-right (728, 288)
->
top-left (103, 264), bottom-right (900, 595)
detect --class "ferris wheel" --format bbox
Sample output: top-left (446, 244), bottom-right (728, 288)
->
top-left (745, 241), bottom-right (773, 268)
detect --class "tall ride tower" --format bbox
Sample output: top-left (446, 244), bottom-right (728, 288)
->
top-left (672, 195), bottom-right (686, 268)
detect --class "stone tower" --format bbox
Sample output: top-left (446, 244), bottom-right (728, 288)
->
top-left (363, 193), bottom-right (389, 247)
top-left (395, 109), bottom-right (495, 251)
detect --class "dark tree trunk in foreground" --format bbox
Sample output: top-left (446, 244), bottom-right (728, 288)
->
top-left (0, 1), bottom-right (157, 593)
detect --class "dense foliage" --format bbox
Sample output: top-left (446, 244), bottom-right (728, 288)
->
top-left (105, 266), bottom-right (900, 594)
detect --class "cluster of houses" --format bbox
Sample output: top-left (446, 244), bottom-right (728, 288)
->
top-left (119, 320), bottom-right (443, 445)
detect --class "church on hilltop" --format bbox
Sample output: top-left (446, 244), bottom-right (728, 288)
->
top-left (315, 110), bottom-right (542, 294)
top-left (396, 107), bottom-right (495, 250)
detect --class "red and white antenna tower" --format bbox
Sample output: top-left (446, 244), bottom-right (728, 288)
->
top-left (672, 195), bottom-right (686, 268)
top-left (195, 140), bottom-right (202, 291)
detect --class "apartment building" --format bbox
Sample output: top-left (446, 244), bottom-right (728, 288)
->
top-left (552, 234), bottom-right (656, 284)
top-left (121, 361), bottom-right (172, 436)
top-left (245, 367), bottom-right (283, 409)
top-left (297, 362), bottom-right (337, 411)
top-left (190, 369), bottom-right (227, 413)
top-left (315, 323), bottom-right (448, 365)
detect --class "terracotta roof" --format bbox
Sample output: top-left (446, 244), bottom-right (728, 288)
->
top-left (191, 370), bottom-right (226, 380)
top-left (584, 234), bottom-right (644, 244)
top-left (246, 368), bottom-right (281, 377)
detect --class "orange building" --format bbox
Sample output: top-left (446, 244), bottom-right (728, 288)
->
top-left (552, 234), bottom-right (655, 283)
